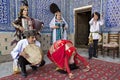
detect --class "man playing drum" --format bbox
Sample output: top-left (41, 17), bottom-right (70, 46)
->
top-left (11, 30), bottom-right (45, 78)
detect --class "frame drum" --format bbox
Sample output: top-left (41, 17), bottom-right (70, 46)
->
top-left (24, 44), bottom-right (43, 65)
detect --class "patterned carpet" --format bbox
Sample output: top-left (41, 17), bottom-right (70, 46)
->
top-left (0, 59), bottom-right (120, 80)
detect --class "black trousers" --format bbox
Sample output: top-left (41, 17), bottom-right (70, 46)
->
top-left (18, 56), bottom-right (30, 73)
top-left (88, 39), bottom-right (98, 58)
top-left (18, 56), bottom-right (45, 73)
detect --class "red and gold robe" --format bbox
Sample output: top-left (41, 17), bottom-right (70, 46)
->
top-left (47, 40), bottom-right (89, 73)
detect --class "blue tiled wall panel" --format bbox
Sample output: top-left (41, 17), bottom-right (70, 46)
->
top-left (31, 0), bottom-right (61, 33)
top-left (105, 0), bottom-right (120, 30)
top-left (1, 0), bottom-right (120, 33)
top-left (0, 0), bottom-right (62, 33)
top-left (69, 0), bottom-right (120, 32)
top-left (0, 0), bottom-right (10, 31)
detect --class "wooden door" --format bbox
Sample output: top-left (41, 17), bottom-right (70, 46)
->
top-left (75, 11), bottom-right (91, 48)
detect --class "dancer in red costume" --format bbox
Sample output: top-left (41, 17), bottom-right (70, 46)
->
top-left (47, 40), bottom-right (90, 79)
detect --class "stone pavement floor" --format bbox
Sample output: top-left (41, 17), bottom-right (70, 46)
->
top-left (0, 48), bottom-right (120, 78)
top-left (0, 54), bottom-right (51, 78)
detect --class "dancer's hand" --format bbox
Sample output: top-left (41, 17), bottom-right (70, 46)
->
top-left (68, 73), bottom-right (74, 79)
top-left (83, 65), bottom-right (90, 72)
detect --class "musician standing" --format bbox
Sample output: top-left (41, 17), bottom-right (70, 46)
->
top-left (11, 30), bottom-right (45, 78)
top-left (49, 3), bottom-right (68, 43)
top-left (12, 5), bottom-right (35, 40)
top-left (88, 12), bottom-right (104, 59)
top-left (11, 1), bottom-right (44, 46)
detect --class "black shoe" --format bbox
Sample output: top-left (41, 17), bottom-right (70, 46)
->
top-left (39, 60), bottom-right (45, 67)
top-left (93, 55), bottom-right (98, 58)
top-left (31, 66), bottom-right (37, 71)
top-left (57, 69), bottom-right (67, 74)
top-left (69, 63), bottom-right (79, 70)
top-left (21, 72), bottom-right (27, 78)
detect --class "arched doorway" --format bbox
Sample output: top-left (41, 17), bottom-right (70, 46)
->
top-left (74, 5), bottom-right (92, 48)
